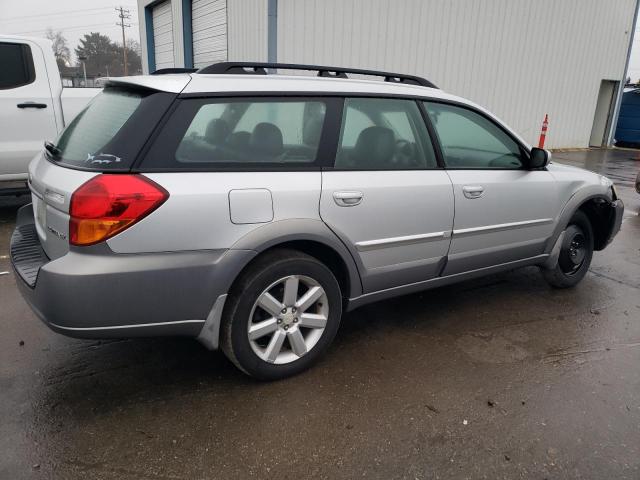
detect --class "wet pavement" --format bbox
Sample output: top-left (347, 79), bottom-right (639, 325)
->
top-left (1, 148), bottom-right (639, 480)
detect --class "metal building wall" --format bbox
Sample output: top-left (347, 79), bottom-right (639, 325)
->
top-left (138, 0), bottom-right (186, 73)
top-left (152, 1), bottom-right (175, 69)
top-left (192, 0), bottom-right (228, 67)
top-left (227, 0), bottom-right (268, 61)
top-left (276, 0), bottom-right (637, 148)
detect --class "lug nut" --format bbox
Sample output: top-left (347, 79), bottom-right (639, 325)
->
top-left (284, 325), bottom-right (289, 330)
top-left (293, 317), bottom-right (298, 323)
top-left (291, 307), bottom-right (297, 313)
top-left (277, 319), bottom-right (282, 324)
top-left (281, 308), bottom-right (287, 314)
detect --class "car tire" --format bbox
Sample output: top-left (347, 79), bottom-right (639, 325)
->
top-left (220, 249), bottom-right (342, 380)
top-left (542, 210), bottom-right (594, 288)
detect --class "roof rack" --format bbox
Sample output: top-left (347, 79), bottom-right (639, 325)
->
top-left (196, 62), bottom-right (437, 89)
top-left (152, 67), bottom-right (198, 75)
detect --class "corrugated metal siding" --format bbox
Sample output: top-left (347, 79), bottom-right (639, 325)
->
top-left (227, 0), bottom-right (267, 61)
top-left (153, 0), bottom-right (175, 69)
top-left (277, 0), bottom-right (636, 148)
top-left (192, 0), bottom-right (228, 67)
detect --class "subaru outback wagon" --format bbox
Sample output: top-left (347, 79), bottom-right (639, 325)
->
top-left (11, 62), bottom-right (623, 379)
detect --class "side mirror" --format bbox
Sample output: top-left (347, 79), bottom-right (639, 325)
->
top-left (527, 148), bottom-right (550, 169)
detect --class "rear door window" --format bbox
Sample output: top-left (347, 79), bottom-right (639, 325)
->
top-left (335, 98), bottom-right (437, 170)
top-left (48, 87), bottom-right (176, 171)
top-left (144, 97), bottom-right (335, 169)
top-left (0, 42), bottom-right (35, 89)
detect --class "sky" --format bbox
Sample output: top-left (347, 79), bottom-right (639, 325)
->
top-left (3, 0), bottom-right (640, 82)
top-left (0, 0), bottom-right (140, 63)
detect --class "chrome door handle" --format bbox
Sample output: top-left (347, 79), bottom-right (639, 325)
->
top-left (462, 185), bottom-right (484, 199)
top-left (333, 191), bottom-right (363, 207)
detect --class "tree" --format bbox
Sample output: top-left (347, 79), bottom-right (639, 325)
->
top-left (45, 28), bottom-right (70, 70)
top-left (123, 38), bottom-right (142, 75)
top-left (75, 32), bottom-right (119, 76)
top-left (75, 32), bottom-right (142, 77)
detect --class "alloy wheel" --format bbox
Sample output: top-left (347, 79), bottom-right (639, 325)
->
top-left (247, 275), bottom-right (329, 364)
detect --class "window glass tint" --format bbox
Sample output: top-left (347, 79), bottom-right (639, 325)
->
top-left (335, 98), bottom-right (437, 170)
top-left (53, 89), bottom-right (144, 168)
top-left (176, 100), bottom-right (326, 163)
top-left (424, 102), bottom-right (523, 169)
top-left (0, 42), bottom-right (35, 89)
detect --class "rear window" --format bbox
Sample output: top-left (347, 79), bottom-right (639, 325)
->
top-left (141, 97), bottom-right (339, 170)
top-left (48, 87), bottom-right (175, 171)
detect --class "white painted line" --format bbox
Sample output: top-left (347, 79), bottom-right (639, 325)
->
top-left (0, 272), bottom-right (9, 276)
top-left (0, 255), bottom-right (8, 259)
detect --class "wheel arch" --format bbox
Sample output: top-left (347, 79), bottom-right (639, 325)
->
top-left (545, 189), bottom-right (616, 254)
top-left (229, 219), bottom-right (363, 299)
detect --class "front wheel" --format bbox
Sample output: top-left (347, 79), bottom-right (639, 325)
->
top-left (542, 210), bottom-right (594, 288)
top-left (221, 249), bottom-right (342, 380)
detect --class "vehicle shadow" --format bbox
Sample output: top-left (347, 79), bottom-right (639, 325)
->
top-left (33, 264), bottom-right (579, 420)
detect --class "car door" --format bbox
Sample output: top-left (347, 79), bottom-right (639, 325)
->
top-left (320, 97), bottom-right (454, 293)
top-left (423, 101), bottom-right (558, 275)
top-left (0, 40), bottom-right (57, 180)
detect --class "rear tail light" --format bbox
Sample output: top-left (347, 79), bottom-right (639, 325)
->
top-left (69, 174), bottom-right (168, 246)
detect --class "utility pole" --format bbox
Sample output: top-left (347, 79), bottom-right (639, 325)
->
top-left (115, 6), bottom-right (131, 76)
top-left (78, 55), bottom-right (87, 85)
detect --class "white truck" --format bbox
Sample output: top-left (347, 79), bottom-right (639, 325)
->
top-left (0, 35), bottom-right (101, 192)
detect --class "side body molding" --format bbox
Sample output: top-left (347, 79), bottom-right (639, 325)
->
top-left (230, 218), bottom-right (364, 299)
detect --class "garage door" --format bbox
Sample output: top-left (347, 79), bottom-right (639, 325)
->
top-left (153, 0), bottom-right (174, 70)
top-left (192, 0), bottom-right (227, 68)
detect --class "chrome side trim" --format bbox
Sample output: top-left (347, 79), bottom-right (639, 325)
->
top-left (355, 231), bottom-right (449, 251)
top-left (453, 218), bottom-right (553, 236)
top-left (49, 319), bottom-right (205, 332)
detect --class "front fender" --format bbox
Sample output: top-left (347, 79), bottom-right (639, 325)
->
top-left (544, 186), bottom-right (614, 254)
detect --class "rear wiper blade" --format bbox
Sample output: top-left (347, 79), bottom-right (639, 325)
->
top-left (44, 141), bottom-right (61, 160)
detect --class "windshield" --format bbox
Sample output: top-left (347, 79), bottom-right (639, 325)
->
top-left (48, 87), bottom-right (175, 171)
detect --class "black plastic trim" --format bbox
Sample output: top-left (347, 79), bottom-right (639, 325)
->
top-left (416, 100), bottom-right (446, 169)
top-left (196, 62), bottom-right (438, 88)
top-left (152, 67), bottom-right (198, 75)
top-left (10, 222), bottom-right (48, 288)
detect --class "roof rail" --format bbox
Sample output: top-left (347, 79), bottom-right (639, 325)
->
top-left (196, 62), bottom-right (437, 89)
top-left (151, 67), bottom-right (198, 75)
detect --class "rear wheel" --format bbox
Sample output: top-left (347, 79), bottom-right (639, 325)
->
top-left (221, 249), bottom-right (342, 380)
top-left (542, 211), bottom-right (594, 288)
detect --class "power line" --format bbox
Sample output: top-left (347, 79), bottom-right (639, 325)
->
top-left (2, 7), bottom-right (114, 22)
top-left (14, 22), bottom-right (138, 36)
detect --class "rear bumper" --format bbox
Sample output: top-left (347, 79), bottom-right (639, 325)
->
top-left (11, 204), bottom-right (254, 338)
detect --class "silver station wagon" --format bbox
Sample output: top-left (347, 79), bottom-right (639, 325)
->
top-left (11, 62), bottom-right (623, 379)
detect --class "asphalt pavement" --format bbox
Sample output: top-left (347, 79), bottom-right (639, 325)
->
top-left (1, 148), bottom-right (639, 479)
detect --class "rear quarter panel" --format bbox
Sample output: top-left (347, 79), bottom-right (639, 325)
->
top-left (106, 171), bottom-right (322, 253)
